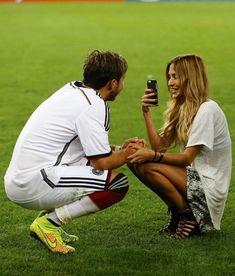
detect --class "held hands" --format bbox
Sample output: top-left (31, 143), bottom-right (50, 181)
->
top-left (127, 144), bottom-right (154, 164)
top-left (121, 137), bottom-right (146, 150)
top-left (122, 138), bottom-right (147, 160)
top-left (113, 137), bottom-right (146, 156)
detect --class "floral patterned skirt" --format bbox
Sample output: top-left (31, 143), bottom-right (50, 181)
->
top-left (187, 167), bottom-right (215, 233)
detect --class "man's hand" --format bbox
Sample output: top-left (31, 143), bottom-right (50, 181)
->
top-left (122, 137), bottom-right (146, 150)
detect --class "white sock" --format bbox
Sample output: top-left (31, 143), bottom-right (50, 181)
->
top-left (48, 212), bottom-right (62, 226)
top-left (52, 196), bottom-right (100, 225)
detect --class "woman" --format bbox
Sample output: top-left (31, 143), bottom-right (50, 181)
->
top-left (128, 54), bottom-right (232, 239)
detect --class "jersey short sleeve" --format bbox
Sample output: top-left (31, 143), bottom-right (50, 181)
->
top-left (75, 101), bottom-right (111, 157)
top-left (187, 101), bottom-right (215, 151)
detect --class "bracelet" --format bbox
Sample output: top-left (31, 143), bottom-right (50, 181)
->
top-left (153, 152), bottom-right (164, 163)
top-left (156, 152), bottom-right (164, 163)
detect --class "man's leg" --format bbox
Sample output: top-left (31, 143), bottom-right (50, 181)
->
top-left (30, 170), bottom-right (128, 254)
top-left (30, 214), bottom-right (76, 254)
top-left (52, 171), bottom-right (128, 224)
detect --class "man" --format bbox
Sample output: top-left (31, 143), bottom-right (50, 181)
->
top-left (4, 50), bottom-right (138, 254)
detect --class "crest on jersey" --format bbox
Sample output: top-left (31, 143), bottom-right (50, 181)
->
top-left (92, 169), bottom-right (104, 176)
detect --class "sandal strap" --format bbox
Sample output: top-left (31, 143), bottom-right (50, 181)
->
top-left (159, 208), bottom-right (180, 235)
top-left (174, 209), bottom-right (200, 239)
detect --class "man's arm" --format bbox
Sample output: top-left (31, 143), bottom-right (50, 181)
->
top-left (89, 148), bottom-right (134, 170)
top-left (92, 137), bottom-right (145, 170)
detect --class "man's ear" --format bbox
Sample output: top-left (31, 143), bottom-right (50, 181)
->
top-left (109, 79), bottom-right (118, 90)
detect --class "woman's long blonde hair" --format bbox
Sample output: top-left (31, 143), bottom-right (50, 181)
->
top-left (160, 54), bottom-right (209, 147)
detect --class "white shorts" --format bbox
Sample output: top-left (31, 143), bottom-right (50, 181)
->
top-left (6, 164), bottom-right (110, 211)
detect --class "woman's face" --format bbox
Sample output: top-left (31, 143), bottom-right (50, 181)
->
top-left (167, 63), bottom-right (182, 99)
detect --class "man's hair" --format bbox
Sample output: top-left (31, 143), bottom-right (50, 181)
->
top-left (83, 50), bottom-right (128, 89)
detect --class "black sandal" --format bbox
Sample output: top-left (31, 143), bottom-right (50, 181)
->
top-left (174, 208), bottom-right (200, 239)
top-left (159, 208), bottom-right (180, 235)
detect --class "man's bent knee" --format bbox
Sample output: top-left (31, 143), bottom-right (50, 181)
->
top-left (88, 173), bottom-right (129, 209)
top-left (108, 172), bottom-right (129, 194)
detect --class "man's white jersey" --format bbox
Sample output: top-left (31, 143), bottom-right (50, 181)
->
top-left (5, 81), bottom-right (112, 186)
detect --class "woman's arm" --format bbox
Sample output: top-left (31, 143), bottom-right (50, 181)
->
top-left (157, 146), bottom-right (202, 166)
top-left (127, 145), bottom-right (202, 167)
top-left (142, 90), bottom-right (172, 152)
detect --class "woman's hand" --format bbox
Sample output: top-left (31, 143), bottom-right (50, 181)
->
top-left (127, 144), bottom-right (154, 164)
top-left (141, 89), bottom-right (159, 113)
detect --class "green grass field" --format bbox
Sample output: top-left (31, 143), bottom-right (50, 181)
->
top-left (0, 2), bottom-right (235, 275)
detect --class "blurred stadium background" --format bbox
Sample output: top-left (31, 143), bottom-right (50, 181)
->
top-left (0, 0), bottom-right (234, 275)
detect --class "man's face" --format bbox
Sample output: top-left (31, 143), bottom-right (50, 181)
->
top-left (107, 75), bottom-right (125, 101)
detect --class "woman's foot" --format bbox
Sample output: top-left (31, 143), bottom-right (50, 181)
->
top-left (159, 208), bottom-right (180, 235)
top-left (173, 208), bottom-right (200, 239)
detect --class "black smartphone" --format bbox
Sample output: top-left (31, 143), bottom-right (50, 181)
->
top-left (147, 79), bottom-right (158, 105)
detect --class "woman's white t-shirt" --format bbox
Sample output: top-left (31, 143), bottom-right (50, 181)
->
top-left (186, 100), bottom-right (232, 230)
